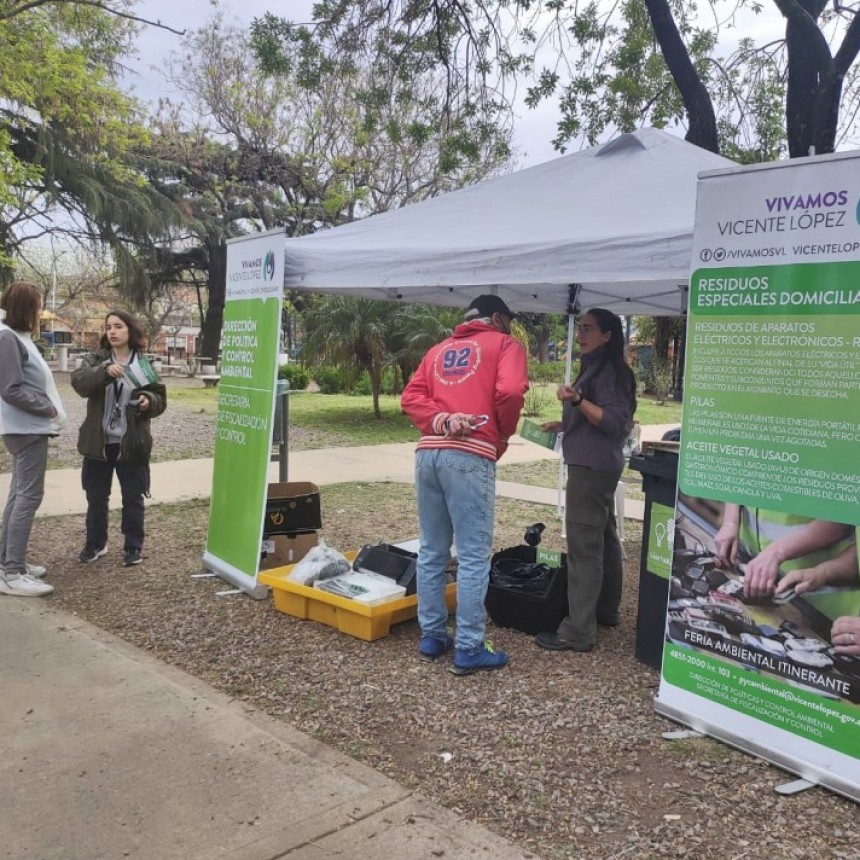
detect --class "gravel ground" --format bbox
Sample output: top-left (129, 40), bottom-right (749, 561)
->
top-left (27, 481), bottom-right (860, 860)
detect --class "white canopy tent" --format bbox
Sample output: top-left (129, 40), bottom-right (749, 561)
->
top-left (282, 128), bottom-right (735, 316)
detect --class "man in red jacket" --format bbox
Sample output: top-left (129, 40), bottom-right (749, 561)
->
top-left (401, 295), bottom-right (529, 674)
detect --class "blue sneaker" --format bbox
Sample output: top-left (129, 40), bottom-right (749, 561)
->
top-left (418, 634), bottom-right (453, 661)
top-left (450, 642), bottom-right (508, 675)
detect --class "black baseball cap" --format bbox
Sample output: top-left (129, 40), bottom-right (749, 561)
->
top-left (464, 294), bottom-right (516, 321)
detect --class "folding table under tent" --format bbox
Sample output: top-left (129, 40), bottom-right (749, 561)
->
top-left (280, 127), bottom-right (735, 317)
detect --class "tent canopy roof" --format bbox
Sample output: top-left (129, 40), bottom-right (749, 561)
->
top-left (283, 128), bottom-right (735, 316)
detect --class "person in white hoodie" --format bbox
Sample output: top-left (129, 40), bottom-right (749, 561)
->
top-left (0, 281), bottom-right (66, 596)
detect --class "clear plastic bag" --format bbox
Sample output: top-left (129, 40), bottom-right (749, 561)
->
top-left (286, 540), bottom-right (350, 585)
top-left (622, 420), bottom-right (641, 459)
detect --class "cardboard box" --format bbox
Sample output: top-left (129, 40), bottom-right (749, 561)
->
top-left (520, 418), bottom-right (559, 451)
top-left (264, 482), bottom-right (321, 535)
top-left (259, 531), bottom-right (318, 571)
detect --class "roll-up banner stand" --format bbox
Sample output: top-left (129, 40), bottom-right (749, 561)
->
top-left (656, 151), bottom-right (860, 802)
top-left (203, 229), bottom-right (284, 598)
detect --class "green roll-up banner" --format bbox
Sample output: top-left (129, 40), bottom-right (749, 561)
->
top-left (656, 153), bottom-right (860, 802)
top-left (203, 230), bottom-right (284, 597)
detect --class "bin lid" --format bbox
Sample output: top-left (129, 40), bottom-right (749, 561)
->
top-left (629, 450), bottom-right (678, 479)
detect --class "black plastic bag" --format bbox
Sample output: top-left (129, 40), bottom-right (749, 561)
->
top-left (490, 557), bottom-right (554, 593)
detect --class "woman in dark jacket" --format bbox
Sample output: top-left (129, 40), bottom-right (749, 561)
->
top-left (71, 310), bottom-right (166, 566)
top-left (536, 308), bottom-right (636, 652)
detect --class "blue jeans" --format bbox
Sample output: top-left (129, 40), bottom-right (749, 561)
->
top-left (414, 449), bottom-right (495, 653)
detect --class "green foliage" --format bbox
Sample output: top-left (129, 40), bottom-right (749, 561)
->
top-left (302, 296), bottom-right (452, 417)
top-left (523, 378), bottom-right (553, 418)
top-left (269, 1), bottom-right (860, 163)
top-left (352, 373), bottom-right (373, 396)
top-left (0, 4), bottom-right (178, 270)
top-left (278, 364), bottom-right (311, 390)
top-left (353, 367), bottom-right (400, 396)
top-left (523, 358), bottom-right (580, 417)
top-left (633, 315), bottom-right (684, 362)
top-left (637, 357), bottom-right (674, 404)
top-left (525, 0), bottom-right (714, 150)
top-left (530, 360), bottom-right (570, 384)
top-left (312, 366), bottom-right (353, 394)
top-left (516, 312), bottom-right (567, 363)
top-left (712, 39), bottom-right (787, 163)
top-left (144, 11), bottom-right (512, 356)
top-left (249, 4), bottom-right (514, 184)
top-left (389, 303), bottom-right (459, 377)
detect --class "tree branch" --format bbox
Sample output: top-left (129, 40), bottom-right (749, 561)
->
top-left (834, 12), bottom-right (860, 77)
top-left (642, 0), bottom-right (719, 151)
top-left (0, 0), bottom-right (186, 34)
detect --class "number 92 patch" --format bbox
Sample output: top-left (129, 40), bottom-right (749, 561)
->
top-left (432, 339), bottom-right (482, 385)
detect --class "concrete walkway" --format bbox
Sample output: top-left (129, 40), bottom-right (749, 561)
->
top-left (0, 599), bottom-right (537, 860)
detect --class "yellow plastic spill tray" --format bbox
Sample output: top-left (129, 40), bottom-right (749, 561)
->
top-left (258, 555), bottom-right (457, 641)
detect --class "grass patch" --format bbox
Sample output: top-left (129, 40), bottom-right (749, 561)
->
top-left (498, 459), bottom-right (562, 489)
top-left (168, 385), bottom-right (220, 415)
top-left (524, 383), bottom-right (681, 426)
top-left (288, 392), bottom-right (417, 445)
top-left (343, 739), bottom-right (371, 760)
top-left (633, 396), bottom-right (682, 426)
top-left (498, 459), bottom-right (644, 500)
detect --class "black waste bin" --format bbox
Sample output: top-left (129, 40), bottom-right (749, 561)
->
top-left (629, 447), bottom-right (678, 670)
top-left (486, 546), bottom-right (568, 635)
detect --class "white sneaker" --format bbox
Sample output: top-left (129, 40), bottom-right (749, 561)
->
top-left (0, 562), bottom-right (47, 578)
top-left (0, 574), bottom-right (54, 597)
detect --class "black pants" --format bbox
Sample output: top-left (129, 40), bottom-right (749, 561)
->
top-left (557, 464), bottom-right (624, 649)
top-left (81, 444), bottom-right (148, 551)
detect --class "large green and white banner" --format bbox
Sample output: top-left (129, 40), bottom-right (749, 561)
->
top-left (656, 153), bottom-right (860, 802)
top-left (203, 230), bottom-right (284, 597)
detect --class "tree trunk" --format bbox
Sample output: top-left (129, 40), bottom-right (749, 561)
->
top-left (643, 0), bottom-right (719, 153)
top-left (778, 0), bottom-right (830, 156)
top-left (814, 13), bottom-right (860, 154)
top-left (654, 317), bottom-right (673, 360)
top-left (785, 21), bottom-right (820, 157)
top-left (371, 362), bottom-right (383, 419)
top-left (535, 331), bottom-right (550, 362)
top-left (672, 330), bottom-right (686, 401)
top-left (199, 242), bottom-right (226, 360)
top-left (812, 68), bottom-right (842, 156)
